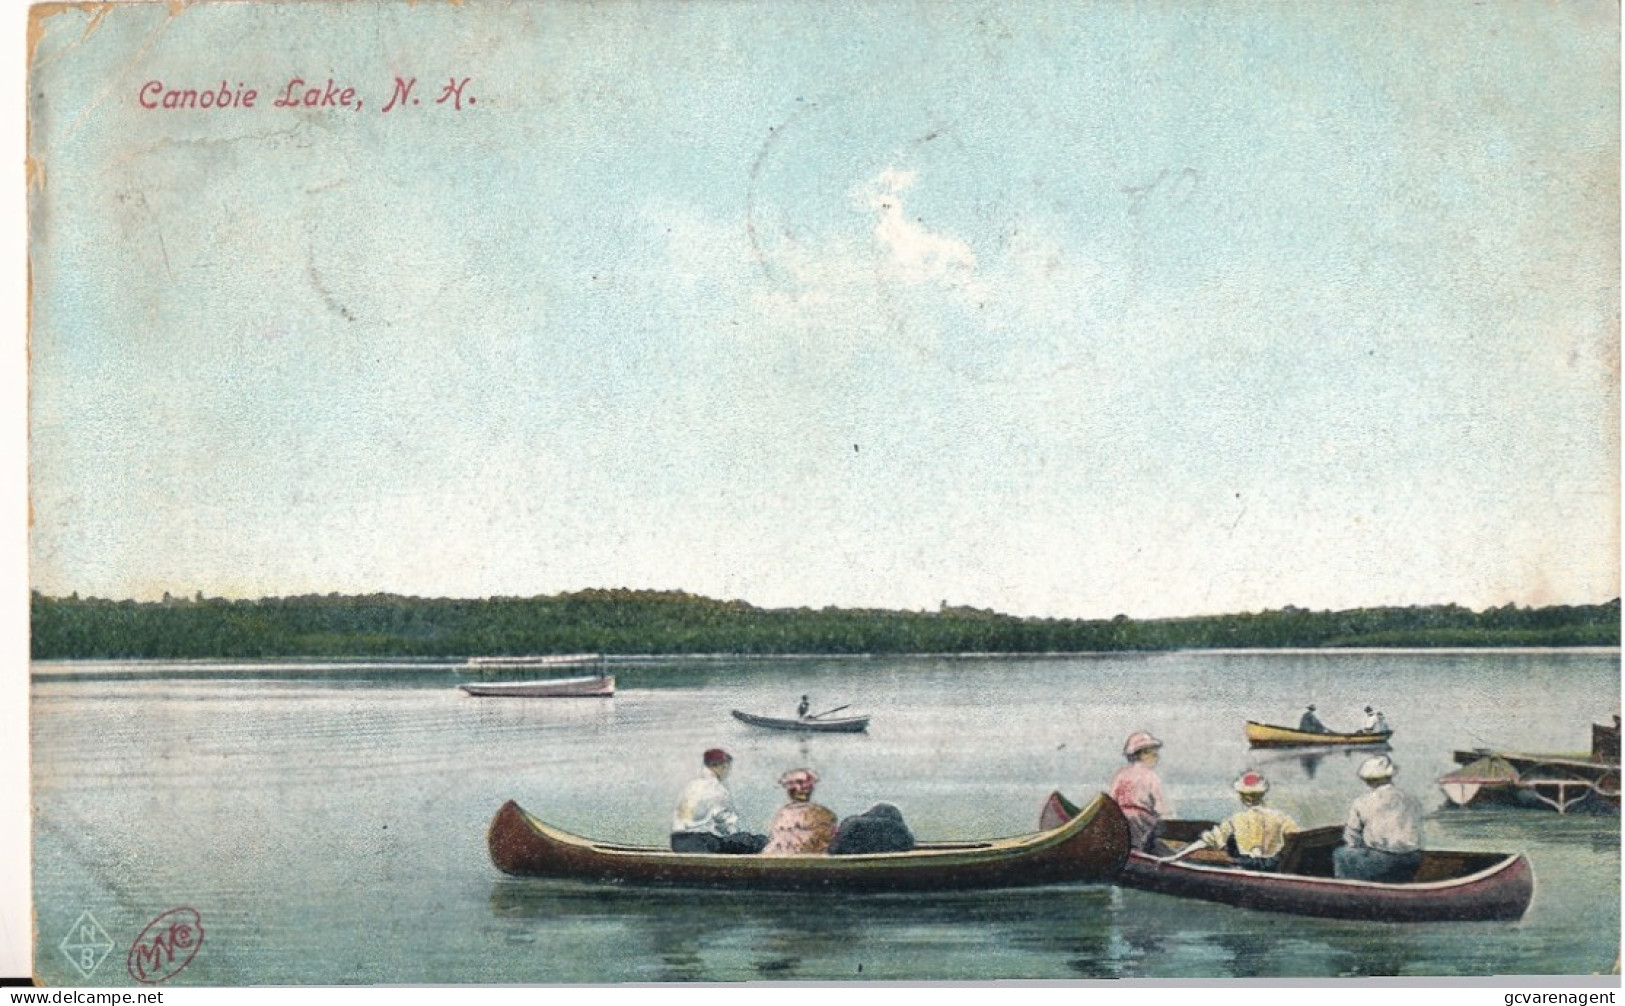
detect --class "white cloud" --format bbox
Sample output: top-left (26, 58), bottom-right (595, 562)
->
top-left (856, 168), bottom-right (980, 289)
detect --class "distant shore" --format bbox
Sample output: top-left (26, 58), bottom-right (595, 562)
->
top-left (29, 590), bottom-right (1621, 660)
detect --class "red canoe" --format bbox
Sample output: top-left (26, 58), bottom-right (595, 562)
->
top-left (1040, 792), bottom-right (1533, 922)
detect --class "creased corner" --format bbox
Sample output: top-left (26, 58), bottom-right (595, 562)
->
top-left (27, 3), bottom-right (113, 69)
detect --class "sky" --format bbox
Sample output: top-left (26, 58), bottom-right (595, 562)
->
top-left (23, 0), bottom-right (1621, 621)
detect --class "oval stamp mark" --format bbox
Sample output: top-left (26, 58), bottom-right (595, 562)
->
top-left (126, 907), bottom-right (204, 984)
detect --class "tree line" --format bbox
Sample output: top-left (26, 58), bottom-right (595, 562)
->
top-left (28, 590), bottom-right (1621, 659)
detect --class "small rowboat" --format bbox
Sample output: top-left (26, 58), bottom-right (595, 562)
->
top-left (1439, 722), bottom-right (1622, 814)
top-left (488, 793), bottom-right (1131, 891)
top-left (1245, 721), bottom-right (1392, 748)
top-left (460, 675), bottom-right (615, 698)
top-left (731, 709), bottom-right (870, 733)
top-left (1438, 754), bottom-right (1521, 808)
top-left (1441, 752), bottom-right (1615, 814)
top-left (1040, 792), bottom-right (1533, 922)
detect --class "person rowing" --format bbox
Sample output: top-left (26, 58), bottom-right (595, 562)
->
top-left (1163, 771), bottom-right (1299, 871)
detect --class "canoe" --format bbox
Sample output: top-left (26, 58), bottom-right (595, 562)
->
top-left (488, 792), bottom-right (1131, 891)
top-left (459, 675), bottom-right (615, 698)
top-left (1041, 792), bottom-right (1533, 922)
top-left (1245, 721), bottom-right (1392, 748)
top-left (731, 709), bottom-right (870, 733)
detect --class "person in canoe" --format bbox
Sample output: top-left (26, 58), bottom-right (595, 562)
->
top-left (1171, 770), bottom-right (1299, 871)
top-left (827, 802), bottom-right (916, 855)
top-left (1357, 706), bottom-right (1391, 734)
top-left (761, 768), bottom-right (839, 856)
top-left (1298, 704), bottom-right (1328, 733)
top-left (1333, 755), bottom-right (1423, 882)
top-left (670, 748), bottom-right (768, 854)
top-left (1109, 731), bottom-right (1175, 852)
top-left (797, 695), bottom-right (811, 719)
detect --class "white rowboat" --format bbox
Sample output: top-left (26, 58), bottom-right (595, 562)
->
top-left (459, 675), bottom-right (615, 698)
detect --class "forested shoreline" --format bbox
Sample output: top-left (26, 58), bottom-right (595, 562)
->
top-left (28, 590), bottom-right (1621, 660)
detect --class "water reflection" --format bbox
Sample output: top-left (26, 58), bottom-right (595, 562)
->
top-left (1110, 915), bottom-right (1169, 978)
top-left (1330, 927), bottom-right (1418, 977)
top-left (1252, 745), bottom-right (1391, 784)
top-left (1208, 931), bottom-right (1280, 978)
top-left (1432, 805), bottom-right (1621, 851)
top-left (489, 879), bottom-right (1119, 981)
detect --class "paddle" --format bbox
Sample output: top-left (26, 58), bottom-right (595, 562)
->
top-left (806, 704), bottom-right (851, 720)
top-left (1156, 841), bottom-right (1208, 865)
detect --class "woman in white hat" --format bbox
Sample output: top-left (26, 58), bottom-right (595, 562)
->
top-left (1108, 731), bottom-right (1175, 852)
top-left (1332, 755), bottom-right (1424, 881)
top-left (1175, 771), bottom-right (1299, 871)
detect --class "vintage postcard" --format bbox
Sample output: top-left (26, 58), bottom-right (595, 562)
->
top-left (18, 0), bottom-right (1622, 988)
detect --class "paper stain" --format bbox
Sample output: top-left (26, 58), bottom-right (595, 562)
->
top-left (30, 2), bottom-right (187, 152)
top-left (27, 3), bottom-right (113, 69)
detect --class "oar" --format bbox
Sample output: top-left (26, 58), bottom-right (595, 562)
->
top-left (1156, 841), bottom-right (1207, 865)
top-left (806, 704), bottom-right (851, 720)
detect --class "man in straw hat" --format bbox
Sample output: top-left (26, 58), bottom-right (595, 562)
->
top-left (1168, 770), bottom-right (1299, 871)
top-left (1109, 731), bottom-right (1175, 852)
top-left (1333, 754), bottom-right (1423, 881)
top-left (670, 748), bottom-right (768, 853)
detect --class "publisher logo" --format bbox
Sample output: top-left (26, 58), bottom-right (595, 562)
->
top-left (58, 911), bottom-right (113, 979)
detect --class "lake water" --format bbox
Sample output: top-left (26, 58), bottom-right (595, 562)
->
top-left (29, 650), bottom-right (1621, 983)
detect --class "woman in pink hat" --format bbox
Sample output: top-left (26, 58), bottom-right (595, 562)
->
top-left (760, 768), bottom-right (839, 856)
top-left (1108, 731), bottom-right (1175, 852)
top-left (1175, 770), bottom-right (1299, 872)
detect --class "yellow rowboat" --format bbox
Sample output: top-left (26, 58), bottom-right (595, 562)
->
top-left (1245, 721), bottom-right (1392, 748)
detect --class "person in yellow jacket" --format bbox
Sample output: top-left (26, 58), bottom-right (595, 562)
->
top-left (1178, 771), bottom-right (1299, 871)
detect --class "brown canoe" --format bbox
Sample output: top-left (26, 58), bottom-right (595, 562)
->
top-left (1042, 792), bottom-right (1533, 922)
top-left (489, 792), bottom-right (1131, 892)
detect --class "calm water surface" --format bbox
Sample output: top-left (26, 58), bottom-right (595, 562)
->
top-left (30, 651), bottom-right (1621, 983)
